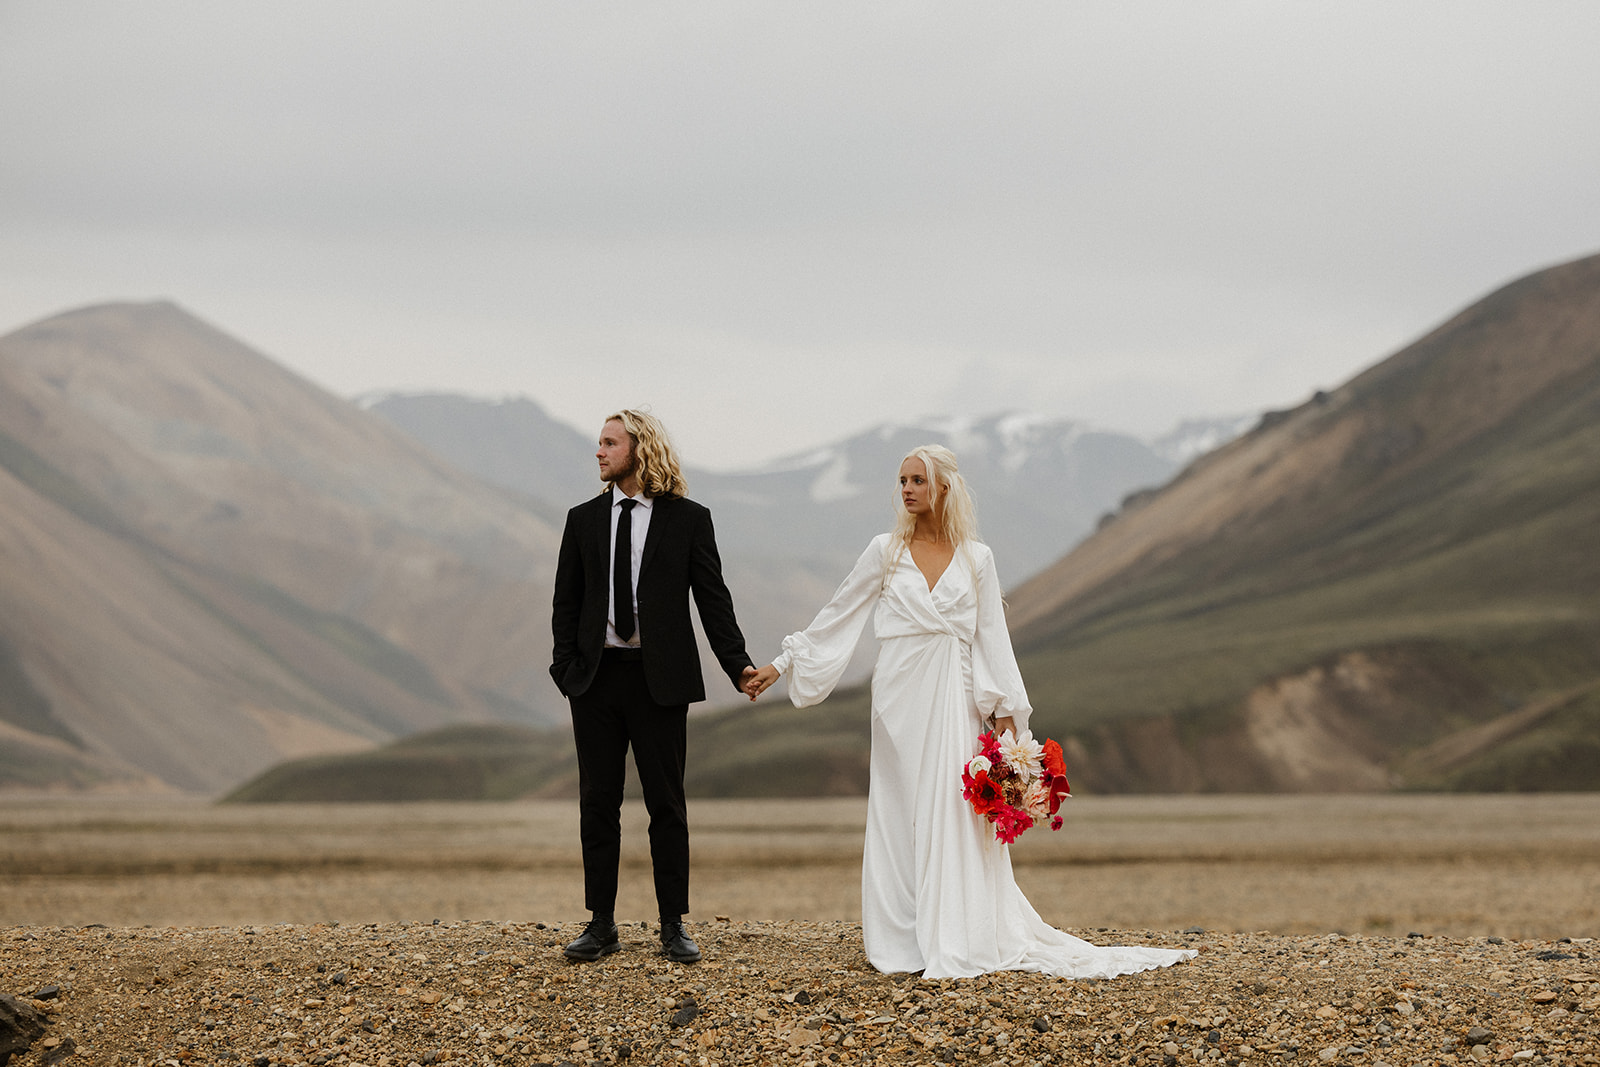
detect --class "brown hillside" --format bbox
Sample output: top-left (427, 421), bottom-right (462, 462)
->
top-left (1002, 252), bottom-right (1600, 793)
top-left (0, 302), bottom-right (563, 793)
top-left (1008, 252), bottom-right (1600, 638)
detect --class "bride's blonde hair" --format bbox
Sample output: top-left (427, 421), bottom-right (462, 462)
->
top-left (891, 444), bottom-right (980, 551)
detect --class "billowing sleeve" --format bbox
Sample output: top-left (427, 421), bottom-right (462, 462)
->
top-left (969, 544), bottom-right (1032, 733)
top-left (770, 535), bottom-right (887, 708)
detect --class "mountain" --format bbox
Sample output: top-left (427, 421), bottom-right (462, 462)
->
top-left (1003, 251), bottom-right (1600, 792)
top-left (234, 253), bottom-right (1600, 800)
top-left (366, 398), bottom-right (1202, 588)
top-left (692, 414), bottom-right (1193, 588)
top-left (0, 302), bottom-right (565, 794)
top-left (1148, 414), bottom-right (1260, 465)
top-left (355, 393), bottom-right (594, 520)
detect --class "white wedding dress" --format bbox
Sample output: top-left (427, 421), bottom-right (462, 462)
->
top-left (771, 534), bottom-right (1196, 980)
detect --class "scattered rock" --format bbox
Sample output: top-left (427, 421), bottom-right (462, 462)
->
top-left (0, 922), bottom-right (1593, 1065)
top-left (40, 1035), bottom-right (77, 1066)
top-left (0, 993), bottom-right (48, 1063)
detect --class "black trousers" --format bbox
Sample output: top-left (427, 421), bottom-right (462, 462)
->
top-left (569, 649), bottom-right (690, 918)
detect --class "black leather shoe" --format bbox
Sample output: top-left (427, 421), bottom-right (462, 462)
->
top-left (659, 921), bottom-right (702, 964)
top-left (563, 920), bottom-right (621, 961)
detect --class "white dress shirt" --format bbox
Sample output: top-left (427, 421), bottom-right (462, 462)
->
top-left (606, 485), bottom-right (652, 647)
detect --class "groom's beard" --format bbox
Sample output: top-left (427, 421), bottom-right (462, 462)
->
top-left (605, 450), bottom-right (638, 487)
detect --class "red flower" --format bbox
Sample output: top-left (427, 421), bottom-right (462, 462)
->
top-left (1040, 739), bottom-right (1071, 815)
top-left (962, 768), bottom-right (1003, 815)
top-left (1041, 738), bottom-right (1067, 780)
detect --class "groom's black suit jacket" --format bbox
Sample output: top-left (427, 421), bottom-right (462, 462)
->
top-left (550, 490), bottom-right (752, 706)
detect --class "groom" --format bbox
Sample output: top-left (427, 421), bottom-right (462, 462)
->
top-left (550, 409), bottom-right (757, 964)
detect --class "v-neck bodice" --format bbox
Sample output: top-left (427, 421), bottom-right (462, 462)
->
top-left (909, 542), bottom-right (955, 593)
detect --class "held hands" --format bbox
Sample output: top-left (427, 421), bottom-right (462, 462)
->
top-left (993, 715), bottom-right (1016, 739)
top-left (742, 664), bottom-right (780, 700)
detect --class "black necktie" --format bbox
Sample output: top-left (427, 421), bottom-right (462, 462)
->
top-left (614, 498), bottom-right (637, 642)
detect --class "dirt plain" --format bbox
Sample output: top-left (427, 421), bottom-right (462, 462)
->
top-left (2, 793), bottom-right (1596, 1066)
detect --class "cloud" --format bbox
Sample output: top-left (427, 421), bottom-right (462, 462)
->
top-left (3, 1), bottom-right (1599, 466)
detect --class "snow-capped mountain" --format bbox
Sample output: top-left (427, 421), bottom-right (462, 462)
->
top-left (367, 396), bottom-right (1243, 587)
top-left (688, 413), bottom-right (1179, 586)
top-left (1149, 414), bottom-right (1258, 465)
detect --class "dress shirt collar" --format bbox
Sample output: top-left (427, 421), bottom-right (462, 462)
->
top-left (610, 484), bottom-right (653, 511)
top-left (608, 489), bottom-right (652, 511)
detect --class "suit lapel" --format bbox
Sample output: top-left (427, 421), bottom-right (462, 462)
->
top-left (589, 490), bottom-right (611, 567)
top-left (640, 494), bottom-right (671, 576)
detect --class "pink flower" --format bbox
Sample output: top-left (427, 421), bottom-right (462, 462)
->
top-left (991, 805), bottom-right (1034, 844)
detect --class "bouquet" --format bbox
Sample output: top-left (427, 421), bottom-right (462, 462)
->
top-left (961, 727), bottom-right (1071, 844)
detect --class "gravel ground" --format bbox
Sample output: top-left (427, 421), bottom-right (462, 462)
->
top-left (6, 795), bottom-right (1598, 940)
top-left (4, 920), bottom-right (1596, 1067)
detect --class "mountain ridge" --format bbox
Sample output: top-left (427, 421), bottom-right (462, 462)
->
top-left (366, 396), bottom-right (1242, 589)
top-left (0, 301), bottom-right (566, 793)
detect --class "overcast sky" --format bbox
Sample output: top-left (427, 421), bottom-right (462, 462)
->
top-left (3, 2), bottom-right (1598, 469)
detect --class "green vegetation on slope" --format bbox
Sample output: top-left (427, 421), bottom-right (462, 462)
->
top-left (225, 694), bottom-right (878, 802)
top-left (1418, 685), bottom-right (1600, 792)
top-left (1016, 367), bottom-right (1600, 753)
top-left (222, 724), bottom-right (577, 803)
top-left (684, 688), bottom-right (873, 797)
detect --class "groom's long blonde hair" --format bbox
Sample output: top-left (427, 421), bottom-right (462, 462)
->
top-left (605, 408), bottom-right (688, 499)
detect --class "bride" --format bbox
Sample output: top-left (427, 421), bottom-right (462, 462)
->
top-left (744, 445), bottom-right (1195, 980)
